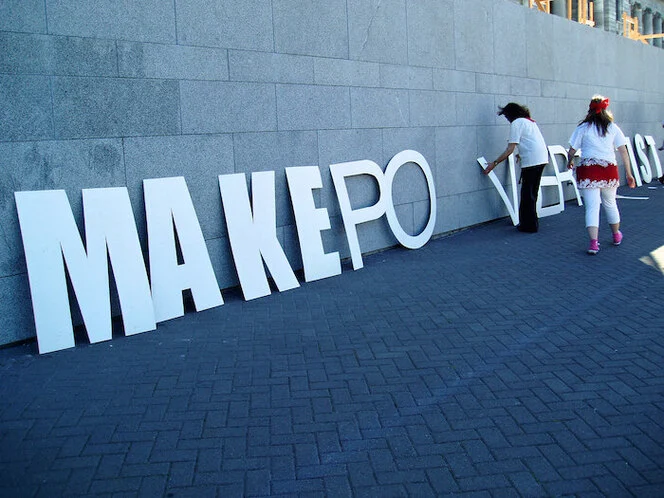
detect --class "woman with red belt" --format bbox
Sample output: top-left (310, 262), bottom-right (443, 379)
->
top-left (566, 95), bottom-right (636, 255)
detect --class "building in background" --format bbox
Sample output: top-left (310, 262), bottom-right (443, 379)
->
top-left (520, 0), bottom-right (664, 47)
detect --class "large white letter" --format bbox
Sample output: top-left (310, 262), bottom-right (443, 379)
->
top-left (285, 166), bottom-right (341, 282)
top-left (625, 141), bottom-right (643, 187)
top-left (383, 150), bottom-right (436, 249)
top-left (144, 177), bottom-right (223, 323)
top-left (330, 159), bottom-right (387, 270)
top-left (477, 155), bottom-right (520, 226)
top-left (219, 172), bottom-right (299, 300)
top-left (15, 188), bottom-right (155, 354)
top-left (83, 189), bottom-right (156, 337)
top-left (644, 136), bottom-right (663, 179)
top-left (634, 134), bottom-right (653, 183)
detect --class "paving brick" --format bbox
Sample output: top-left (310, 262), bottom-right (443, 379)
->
top-left (88, 476), bottom-right (142, 494)
top-left (543, 478), bottom-right (600, 496)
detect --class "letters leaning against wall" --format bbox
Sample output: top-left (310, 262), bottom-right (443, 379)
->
top-left (14, 135), bottom-right (661, 355)
top-left (14, 150), bottom-right (436, 354)
top-left (478, 134), bottom-right (662, 225)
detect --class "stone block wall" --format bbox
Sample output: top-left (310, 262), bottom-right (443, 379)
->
top-left (1, 0), bottom-right (663, 346)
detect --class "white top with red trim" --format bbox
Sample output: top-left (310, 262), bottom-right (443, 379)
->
top-left (569, 122), bottom-right (627, 163)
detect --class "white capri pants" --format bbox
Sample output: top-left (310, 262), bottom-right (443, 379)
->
top-left (580, 187), bottom-right (620, 227)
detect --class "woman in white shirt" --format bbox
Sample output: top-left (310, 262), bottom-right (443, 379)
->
top-left (566, 95), bottom-right (635, 255)
top-left (485, 103), bottom-right (549, 233)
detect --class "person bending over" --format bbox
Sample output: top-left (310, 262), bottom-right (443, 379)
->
top-left (485, 102), bottom-right (549, 233)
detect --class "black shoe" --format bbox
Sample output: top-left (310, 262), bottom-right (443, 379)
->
top-left (517, 225), bottom-right (538, 233)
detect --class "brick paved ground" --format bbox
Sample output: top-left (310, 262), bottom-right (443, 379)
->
top-left (1, 185), bottom-right (663, 497)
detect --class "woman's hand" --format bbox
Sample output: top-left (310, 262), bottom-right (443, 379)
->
top-left (567, 160), bottom-right (574, 170)
top-left (483, 161), bottom-right (495, 175)
top-left (627, 174), bottom-right (636, 188)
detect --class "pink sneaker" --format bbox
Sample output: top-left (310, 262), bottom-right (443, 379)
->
top-left (587, 239), bottom-right (600, 255)
top-left (612, 231), bottom-right (623, 246)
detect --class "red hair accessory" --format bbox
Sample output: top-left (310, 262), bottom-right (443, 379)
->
top-left (590, 98), bottom-right (609, 114)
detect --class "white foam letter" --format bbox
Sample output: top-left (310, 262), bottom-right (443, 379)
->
top-left (15, 188), bottom-right (155, 354)
top-left (634, 134), bottom-right (653, 183)
top-left (644, 136), bottom-right (663, 179)
top-left (285, 166), bottom-right (341, 282)
top-left (383, 150), bottom-right (436, 249)
top-left (144, 177), bottom-right (223, 322)
top-left (219, 172), bottom-right (299, 300)
top-left (625, 141), bottom-right (643, 187)
top-left (330, 159), bottom-right (387, 270)
top-left (477, 155), bottom-right (520, 226)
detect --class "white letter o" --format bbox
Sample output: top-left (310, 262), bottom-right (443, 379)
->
top-left (383, 150), bottom-right (436, 249)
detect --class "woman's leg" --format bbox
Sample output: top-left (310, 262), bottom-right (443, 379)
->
top-left (518, 165), bottom-right (545, 232)
top-left (600, 187), bottom-right (620, 233)
top-left (581, 188), bottom-right (601, 240)
top-left (601, 187), bottom-right (623, 244)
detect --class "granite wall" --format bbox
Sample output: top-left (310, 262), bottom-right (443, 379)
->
top-left (1, 0), bottom-right (663, 346)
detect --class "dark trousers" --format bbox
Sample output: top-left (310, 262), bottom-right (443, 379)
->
top-left (519, 164), bottom-right (546, 232)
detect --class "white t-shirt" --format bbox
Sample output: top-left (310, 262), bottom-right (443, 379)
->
top-left (568, 122), bottom-right (627, 163)
top-left (508, 118), bottom-right (549, 167)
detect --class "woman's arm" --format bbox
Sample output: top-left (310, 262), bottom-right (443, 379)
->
top-left (484, 143), bottom-right (517, 175)
top-left (617, 144), bottom-right (636, 188)
top-left (566, 147), bottom-right (576, 169)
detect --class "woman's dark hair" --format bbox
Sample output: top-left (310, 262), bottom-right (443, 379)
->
top-left (580, 94), bottom-right (613, 136)
top-left (497, 103), bottom-right (531, 122)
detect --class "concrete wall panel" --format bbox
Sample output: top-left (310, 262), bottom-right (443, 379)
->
top-left (314, 58), bottom-right (380, 87)
top-left (0, 75), bottom-right (53, 141)
top-left (435, 126), bottom-right (483, 198)
top-left (406, 0), bottom-right (455, 69)
top-left (274, 0), bottom-right (349, 58)
top-left (476, 74), bottom-right (511, 95)
top-left (493, 1), bottom-right (528, 77)
top-left (277, 85), bottom-right (351, 131)
top-left (526, 10), bottom-right (555, 80)
top-left (0, 33), bottom-right (118, 77)
top-left (381, 64), bottom-right (433, 90)
top-left (348, 0), bottom-right (408, 64)
top-left (350, 88), bottom-right (409, 128)
top-left (433, 69), bottom-right (476, 93)
top-left (510, 77), bottom-right (541, 97)
top-left (46, 0), bottom-right (176, 43)
top-left (176, 0), bottom-right (273, 50)
top-left (229, 50), bottom-right (314, 84)
top-left (409, 91), bottom-right (456, 127)
top-left (52, 77), bottom-right (180, 138)
top-left (0, 0), bottom-right (46, 33)
top-left (454, 0), bottom-right (494, 73)
top-left (181, 81), bottom-right (276, 134)
top-left (118, 42), bottom-right (228, 81)
top-left (456, 93), bottom-right (496, 126)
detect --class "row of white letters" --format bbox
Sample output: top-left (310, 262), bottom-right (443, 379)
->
top-left (15, 150), bottom-right (436, 354)
top-left (478, 135), bottom-right (662, 226)
top-left (14, 135), bottom-right (662, 354)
